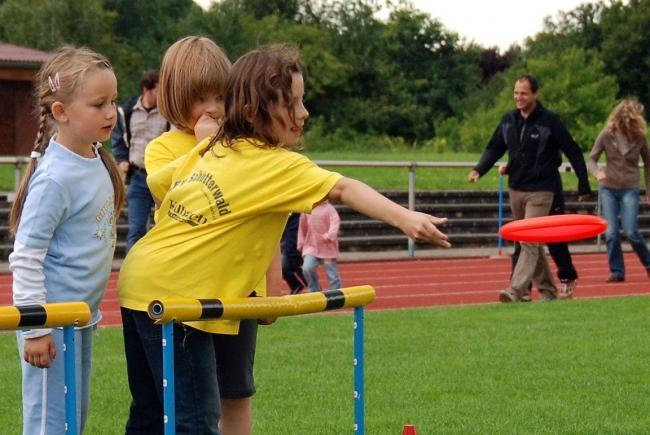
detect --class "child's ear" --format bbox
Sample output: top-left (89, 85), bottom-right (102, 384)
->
top-left (51, 102), bottom-right (68, 123)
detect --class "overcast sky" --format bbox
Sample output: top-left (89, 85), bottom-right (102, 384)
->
top-left (410, 0), bottom-right (590, 50)
top-left (194, 0), bottom-right (591, 51)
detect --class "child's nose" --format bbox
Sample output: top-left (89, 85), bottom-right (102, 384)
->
top-left (299, 105), bottom-right (309, 121)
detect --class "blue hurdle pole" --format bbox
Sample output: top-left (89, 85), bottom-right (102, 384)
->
top-left (162, 322), bottom-right (175, 435)
top-left (63, 325), bottom-right (77, 435)
top-left (353, 306), bottom-right (365, 435)
top-left (497, 174), bottom-right (504, 256)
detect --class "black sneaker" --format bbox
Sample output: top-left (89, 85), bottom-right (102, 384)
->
top-left (606, 275), bottom-right (625, 283)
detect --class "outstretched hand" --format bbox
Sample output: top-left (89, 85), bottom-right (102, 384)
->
top-left (400, 211), bottom-right (450, 248)
top-left (467, 170), bottom-right (480, 183)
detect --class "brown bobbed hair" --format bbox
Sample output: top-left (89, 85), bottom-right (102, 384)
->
top-left (10, 45), bottom-right (125, 234)
top-left (607, 99), bottom-right (647, 143)
top-left (202, 43), bottom-right (302, 154)
top-left (158, 36), bottom-right (231, 132)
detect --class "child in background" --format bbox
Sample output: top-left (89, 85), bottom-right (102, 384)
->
top-left (298, 200), bottom-right (342, 291)
top-left (281, 213), bottom-right (308, 294)
top-left (9, 46), bottom-right (124, 434)
top-left (118, 43), bottom-right (450, 434)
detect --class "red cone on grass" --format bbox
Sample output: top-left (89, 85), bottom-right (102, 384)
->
top-left (402, 424), bottom-right (417, 435)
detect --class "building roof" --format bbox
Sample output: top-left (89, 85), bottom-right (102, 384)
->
top-left (0, 42), bottom-right (51, 68)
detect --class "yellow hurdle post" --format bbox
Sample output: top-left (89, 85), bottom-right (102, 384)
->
top-left (0, 301), bottom-right (91, 435)
top-left (148, 286), bottom-right (375, 435)
top-left (0, 301), bottom-right (91, 330)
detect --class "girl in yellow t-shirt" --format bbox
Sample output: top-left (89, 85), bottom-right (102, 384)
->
top-left (143, 36), bottom-right (261, 435)
top-left (118, 43), bottom-right (451, 434)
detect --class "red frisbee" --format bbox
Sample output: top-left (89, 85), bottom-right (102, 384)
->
top-left (500, 214), bottom-right (607, 243)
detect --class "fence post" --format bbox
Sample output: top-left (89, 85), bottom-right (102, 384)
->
top-left (497, 174), bottom-right (504, 256)
top-left (407, 163), bottom-right (416, 257)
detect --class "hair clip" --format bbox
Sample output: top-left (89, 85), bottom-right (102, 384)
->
top-left (47, 73), bottom-right (61, 93)
top-left (30, 151), bottom-right (42, 159)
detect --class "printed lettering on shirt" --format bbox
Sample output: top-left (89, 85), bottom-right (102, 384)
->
top-left (169, 170), bottom-right (232, 220)
top-left (167, 199), bottom-right (208, 226)
top-left (94, 197), bottom-right (116, 248)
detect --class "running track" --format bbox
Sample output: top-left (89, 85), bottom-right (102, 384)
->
top-left (1, 252), bottom-right (649, 326)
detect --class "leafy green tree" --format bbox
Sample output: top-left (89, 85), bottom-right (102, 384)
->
top-left (0, 0), bottom-right (111, 51)
top-left (599, 0), bottom-right (650, 107)
top-left (103, 0), bottom-right (200, 98)
top-left (447, 48), bottom-right (618, 152)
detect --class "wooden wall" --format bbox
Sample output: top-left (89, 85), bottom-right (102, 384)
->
top-left (0, 67), bottom-right (38, 156)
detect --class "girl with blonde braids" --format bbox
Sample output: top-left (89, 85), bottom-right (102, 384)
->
top-left (587, 99), bottom-right (650, 282)
top-left (9, 45), bottom-right (124, 434)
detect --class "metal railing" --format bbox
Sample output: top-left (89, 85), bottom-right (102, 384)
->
top-left (0, 156), bottom-right (31, 191)
top-left (2, 157), bottom-right (604, 255)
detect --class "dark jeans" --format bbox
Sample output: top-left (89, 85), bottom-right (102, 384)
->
top-left (511, 189), bottom-right (578, 281)
top-left (281, 213), bottom-right (307, 294)
top-left (126, 169), bottom-right (154, 252)
top-left (121, 308), bottom-right (220, 435)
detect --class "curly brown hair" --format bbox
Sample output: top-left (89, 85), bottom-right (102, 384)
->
top-left (202, 43), bottom-right (303, 155)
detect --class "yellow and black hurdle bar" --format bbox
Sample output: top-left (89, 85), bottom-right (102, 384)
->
top-left (147, 285), bottom-right (375, 435)
top-left (0, 302), bottom-right (91, 435)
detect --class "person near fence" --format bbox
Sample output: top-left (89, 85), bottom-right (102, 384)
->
top-left (111, 69), bottom-right (168, 252)
top-left (587, 99), bottom-right (650, 282)
top-left (118, 43), bottom-right (450, 435)
top-left (125, 36), bottom-right (260, 435)
top-left (468, 74), bottom-right (591, 302)
top-left (8, 46), bottom-right (124, 435)
top-left (281, 213), bottom-right (308, 294)
top-left (298, 200), bottom-right (342, 292)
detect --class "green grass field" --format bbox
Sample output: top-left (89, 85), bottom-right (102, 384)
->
top-left (1, 296), bottom-right (649, 434)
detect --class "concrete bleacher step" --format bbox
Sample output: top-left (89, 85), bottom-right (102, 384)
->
top-left (1, 190), bottom-right (649, 260)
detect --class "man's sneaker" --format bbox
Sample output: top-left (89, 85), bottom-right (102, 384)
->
top-left (538, 288), bottom-right (558, 301)
top-left (558, 279), bottom-right (576, 300)
top-left (499, 289), bottom-right (520, 303)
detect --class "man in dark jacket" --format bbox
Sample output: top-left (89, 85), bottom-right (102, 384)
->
top-left (468, 75), bottom-right (591, 302)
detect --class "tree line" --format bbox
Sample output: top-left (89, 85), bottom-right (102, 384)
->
top-left (1, 0), bottom-right (648, 151)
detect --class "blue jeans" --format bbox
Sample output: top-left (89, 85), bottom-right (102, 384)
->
top-left (121, 308), bottom-right (220, 435)
top-left (600, 186), bottom-right (650, 278)
top-left (126, 169), bottom-right (154, 252)
top-left (302, 255), bottom-right (341, 292)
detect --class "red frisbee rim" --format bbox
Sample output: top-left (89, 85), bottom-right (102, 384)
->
top-left (500, 214), bottom-right (607, 243)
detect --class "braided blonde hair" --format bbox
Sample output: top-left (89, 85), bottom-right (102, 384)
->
top-left (10, 45), bottom-right (125, 234)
